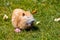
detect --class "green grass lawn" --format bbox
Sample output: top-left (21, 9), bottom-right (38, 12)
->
top-left (0, 0), bottom-right (60, 40)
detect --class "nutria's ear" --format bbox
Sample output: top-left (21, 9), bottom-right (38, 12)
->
top-left (22, 13), bottom-right (25, 16)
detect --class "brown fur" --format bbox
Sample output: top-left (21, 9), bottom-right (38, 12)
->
top-left (12, 9), bottom-right (34, 29)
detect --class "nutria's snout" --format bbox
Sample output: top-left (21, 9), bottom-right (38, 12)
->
top-left (26, 18), bottom-right (35, 26)
top-left (30, 20), bottom-right (34, 24)
top-left (30, 20), bottom-right (35, 26)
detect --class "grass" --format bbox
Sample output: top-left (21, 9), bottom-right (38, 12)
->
top-left (0, 0), bottom-right (60, 40)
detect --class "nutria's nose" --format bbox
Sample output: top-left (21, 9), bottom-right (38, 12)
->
top-left (27, 19), bottom-right (35, 24)
top-left (31, 20), bottom-right (34, 23)
top-left (29, 19), bottom-right (35, 24)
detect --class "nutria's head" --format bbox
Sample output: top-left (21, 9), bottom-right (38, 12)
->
top-left (21, 11), bottom-right (35, 27)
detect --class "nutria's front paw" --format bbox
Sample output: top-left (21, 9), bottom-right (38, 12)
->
top-left (14, 28), bottom-right (21, 33)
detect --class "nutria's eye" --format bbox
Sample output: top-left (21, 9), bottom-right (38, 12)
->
top-left (23, 13), bottom-right (25, 16)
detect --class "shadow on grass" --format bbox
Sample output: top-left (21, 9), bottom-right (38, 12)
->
top-left (25, 25), bottom-right (39, 32)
